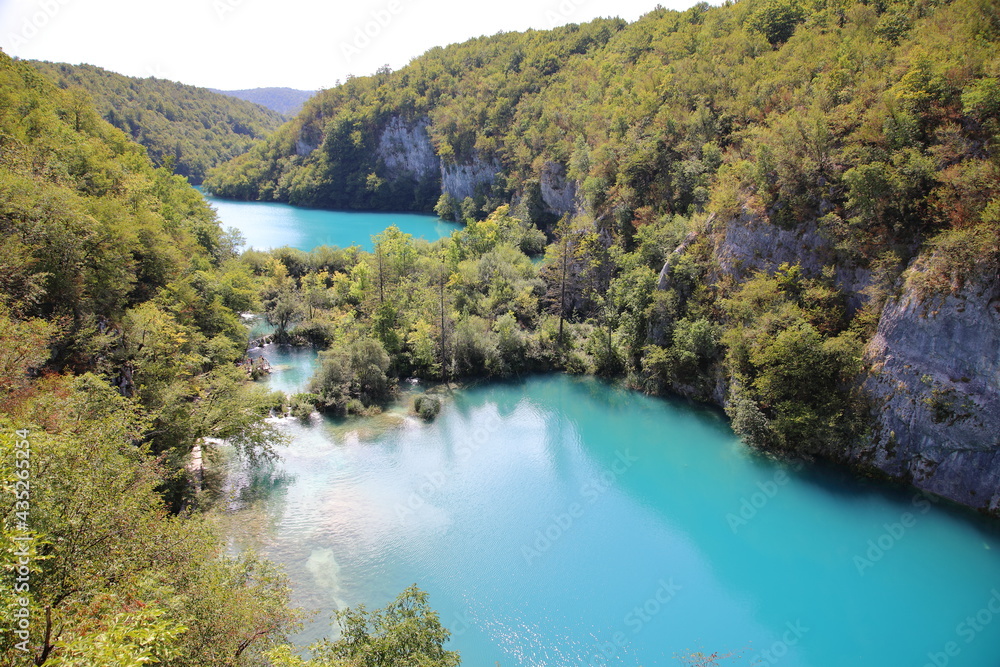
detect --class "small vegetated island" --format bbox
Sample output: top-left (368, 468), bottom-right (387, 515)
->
top-left (1, 0), bottom-right (999, 662)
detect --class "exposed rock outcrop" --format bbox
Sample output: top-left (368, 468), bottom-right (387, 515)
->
top-left (295, 139), bottom-right (317, 157)
top-left (539, 161), bottom-right (578, 217)
top-left (859, 277), bottom-right (1000, 513)
top-left (656, 210), bottom-right (1000, 514)
top-left (658, 229), bottom-right (701, 290)
top-left (709, 212), bottom-right (871, 310)
top-left (441, 156), bottom-right (500, 202)
top-left (376, 116), bottom-right (440, 183)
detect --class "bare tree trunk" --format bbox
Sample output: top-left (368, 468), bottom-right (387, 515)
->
top-left (35, 606), bottom-right (53, 666)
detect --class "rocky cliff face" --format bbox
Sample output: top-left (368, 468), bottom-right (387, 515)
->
top-left (708, 212), bottom-right (871, 311)
top-left (539, 161), bottom-right (578, 217)
top-left (660, 211), bottom-right (1000, 514)
top-left (374, 115), bottom-right (503, 206)
top-left (440, 156), bottom-right (500, 202)
top-left (859, 276), bottom-right (1000, 513)
top-left (376, 116), bottom-right (440, 182)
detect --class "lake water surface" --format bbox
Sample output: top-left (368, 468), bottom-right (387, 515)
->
top-left (201, 189), bottom-right (460, 251)
top-left (232, 346), bottom-right (1000, 667)
top-left (222, 197), bottom-right (1000, 666)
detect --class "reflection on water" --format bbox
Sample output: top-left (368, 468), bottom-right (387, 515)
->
top-left (221, 374), bottom-right (1000, 667)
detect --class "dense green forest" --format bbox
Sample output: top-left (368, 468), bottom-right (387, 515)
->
top-left (27, 61), bottom-right (286, 183)
top-left (211, 87), bottom-right (316, 116)
top-left (0, 47), bottom-right (293, 663)
top-left (0, 49), bottom-right (462, 665)
top-left (214, 0), bottom-right (1000, 460)
top-left (3, 0), bottom-right (1000, 661)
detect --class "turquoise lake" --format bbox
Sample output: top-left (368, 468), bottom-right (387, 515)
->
top-left (234, 346), bottom-right (1000, 667)
top-left (200, 189), bottom-right (460, 251)
top-left (222, 196), bottom-right (1000, 666)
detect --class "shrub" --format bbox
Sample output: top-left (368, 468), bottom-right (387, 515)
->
top-left (413, 394), bottom-right (442, 420)
top-left (289, 393), bottom-right (318, 420)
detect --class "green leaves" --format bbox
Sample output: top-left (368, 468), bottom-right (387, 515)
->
top-left (45, 604), bottom-right (187, 667)
top-left (269, 585), bottom-right (459, 667)
top-left (721, 268), bottom-right (863, 454)
top-left (747, 0), bottom-right (806, 46)
top-left (28, 61), bottom-right (285, 185)
top-left (0, 377), bottom-right (298, 665)
top-left (310, 336), bottom-right (393, 415)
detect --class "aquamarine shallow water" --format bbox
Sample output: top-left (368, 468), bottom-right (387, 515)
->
top-left (229, 349), bottom-right (1000, 667)
top-left (248, 344), bottom-right (317, 395)
top-left (200, 189), bottom-right (460, 251)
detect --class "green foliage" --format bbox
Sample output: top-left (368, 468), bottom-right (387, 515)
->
top-left (29, 61), bottom-right (285, 183)
top-left (268, 585), bottom-right (460, 667)
top-left (310, 337), bottom-right (393, 415)
top-left (747, 0), bottom-right (806, 45)
top-left (290, 392), bottom-right (320, 420)
top-left (0, 305), bottom-right (56, 397)
top-left (962, 77), bottom-right (1000, 123)
top-left (0, 380), bottom-right (300, 664)
top-left (413, 394), bottom-right (443, 420)
top-left (44, 604), bottom-right (186, 667)
top-left (434, 193), bottom-right (459, 221)
top-left (0, 50), bottom-right (302, 665)
top-left (722, 268), bottom-right (863, 453)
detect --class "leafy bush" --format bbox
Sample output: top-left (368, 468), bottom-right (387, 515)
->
top-left (267, 586), bottom-right (459, 667)
top-left (310, 337), bottom-right (393, 415)
top-left (289, 392), bottom-right (319, 420)
top-left (413, 394), bottom-right (443, 420)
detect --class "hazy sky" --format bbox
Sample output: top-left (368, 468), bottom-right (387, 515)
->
top-left (0, 0), bottom-right (703, 90)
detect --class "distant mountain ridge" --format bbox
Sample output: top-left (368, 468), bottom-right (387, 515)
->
top-left (210, 87), bottom-right (314, 116)
top-left (27, 61), bottom-right (286, 184)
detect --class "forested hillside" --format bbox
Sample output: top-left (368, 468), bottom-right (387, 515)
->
top-left (209, 0), bottom-right (1000, 511)
top-left (0, 49), bottom-right (306, 663)
top-left (28, 61), bottom-right (286, 183)
top-left (3, 0), bottom-right (1000, 656)
top-left (211, 87), bottom-right (315, 116)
